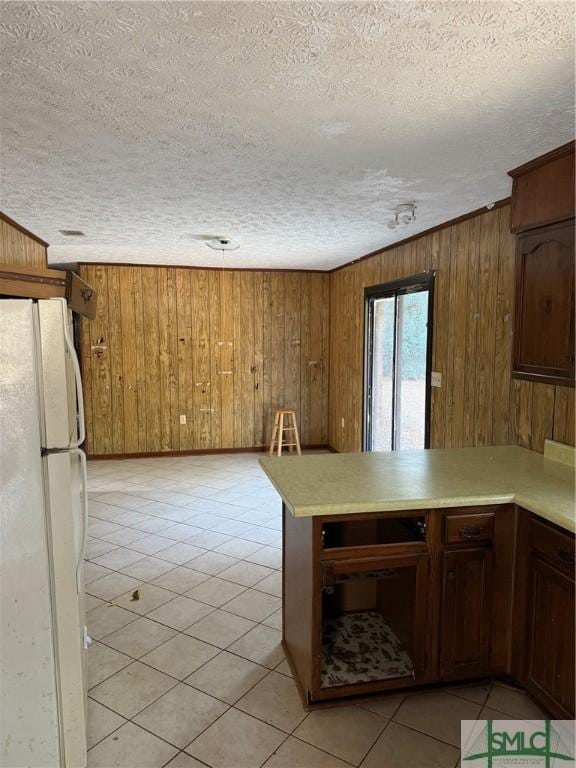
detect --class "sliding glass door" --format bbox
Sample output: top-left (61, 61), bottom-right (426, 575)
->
top-left (364, 273), bottom-right (434, 452)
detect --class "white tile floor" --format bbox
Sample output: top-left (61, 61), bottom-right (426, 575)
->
top-left (85, 452), bottom-right (547, 768)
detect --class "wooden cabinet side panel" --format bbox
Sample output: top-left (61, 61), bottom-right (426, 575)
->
top-left (283, 506), bottom-right (316, 699)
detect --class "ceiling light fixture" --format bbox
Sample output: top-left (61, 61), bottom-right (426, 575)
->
top-left (205, 238), bottom-right (239, 251)
top-left (387, 203), bottom-right (417, 230)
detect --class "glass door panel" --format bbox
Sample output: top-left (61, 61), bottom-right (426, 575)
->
top-left (365, 273), bottom-right (433, 452)
top-left (370, 296), bottom-right (395, 451)
top-left (396, 291), bottom-right (430, 450)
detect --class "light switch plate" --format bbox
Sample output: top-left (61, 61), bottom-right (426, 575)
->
top-left (431, 371), bottom-right (442, 388)
top-left (179, 414), bottom-right (187, 425)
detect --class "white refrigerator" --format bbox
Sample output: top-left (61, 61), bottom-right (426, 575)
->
top-left (1, 298), bottom-right (88, 768)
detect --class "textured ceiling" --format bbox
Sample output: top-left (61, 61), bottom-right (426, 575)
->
top-left (0, 1), bottom-right (574, 270)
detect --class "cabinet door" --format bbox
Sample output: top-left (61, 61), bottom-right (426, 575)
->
top-left (525, 554), bottom-right (575, 717)
top-left (313, 552), bottom-right (430, 701)
top-left (513, 220), bottom-right (575, 385)
top-left (440, 548), bottom-right (492, 679)
top-left (509, 144), bottom-right (575, 233)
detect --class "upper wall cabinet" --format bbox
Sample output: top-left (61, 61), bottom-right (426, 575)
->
top-left (509, 143), bottom-right (575, 387)
top-left (509, 142), bottom-right (575, 233)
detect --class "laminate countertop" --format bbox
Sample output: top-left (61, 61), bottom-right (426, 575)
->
top-left (260, 446), bottom-right (576, 533)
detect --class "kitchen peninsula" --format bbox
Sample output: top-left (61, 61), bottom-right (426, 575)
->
top-left (260, 444), bottom-right (575, 717)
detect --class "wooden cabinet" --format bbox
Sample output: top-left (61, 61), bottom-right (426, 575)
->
top-left (283, 503), bottom-right (573, 713)
top-left (508, 142), bottom-right (575, 386)
top-left (283, 508), bottom-right (434, 705)
top-left (509, 141), bottom-right (575, 233)
top-left (512, 221), bottom-right (575, 385)
top-left (524, 555), bottom-right (575, 717)
top-left (437, 505), bottom-right (515, 682)
top-left (283, 503), bottom-right (515, 707)
top-left (0, 263), bottom-right (97, 319)
top-left (519, 516), bottom-right (576, 718)
top-left (318, 551), bottom-right (430, 698)
top-left (440, 547), bottom-right (493, 679)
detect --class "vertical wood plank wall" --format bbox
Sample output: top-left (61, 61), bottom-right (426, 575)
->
top-left (328, 205), bottom-right (575, 453)
top-left (79, 204), bottom-right (573, 458)
top-left (0, 216), bottom-right (47, 267)
top-left (78, 265), bottom-right (329, 456)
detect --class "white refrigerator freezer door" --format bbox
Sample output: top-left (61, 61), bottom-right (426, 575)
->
top-left (0, 300), bottom-right (61, 767)
top-left (37, 299), bottom-right (84, 450)
top-left (43, 451), bottom-right (88, 768)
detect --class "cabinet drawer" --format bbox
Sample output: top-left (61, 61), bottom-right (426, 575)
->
top-left (529, 518), bottom-right (575, 576)
top-left (445, 513), bottom-right (495, 545)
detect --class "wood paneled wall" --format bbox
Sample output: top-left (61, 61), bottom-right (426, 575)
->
top-left (329, 205), bottom-right (575, 454)
top-left (0, 213), bottom-right (47, 267)
top-left (78, 265), bottom-right (329, 456)
top-left (79, 204), bottom-right (573, 458)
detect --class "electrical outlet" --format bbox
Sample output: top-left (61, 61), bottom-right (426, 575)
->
top-left (179, 414), bottom-right (187, 425)
top-left (431, 371), bottom-right (442, 388)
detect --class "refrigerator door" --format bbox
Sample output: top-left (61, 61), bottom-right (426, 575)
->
top-left (36, 298), bottom-right (85, 450)
top-left (1, 300), bottom-right (87, 768)
top-left (70, 447), bottom-right (90, 717)
top-left (1, 300), bottom-right (61, 767)
top-left (43, 450), bottom-right (88, 768)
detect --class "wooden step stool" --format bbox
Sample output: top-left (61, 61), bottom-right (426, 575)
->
top-left (269, 409), bottom-right (302, 456)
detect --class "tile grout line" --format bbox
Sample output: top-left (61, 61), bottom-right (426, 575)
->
top-left (85, 536), bottom-right (281, 609)
top-left (87, 531), bottom-right (281, 579)
top-left (92, 606), bottom-right (282, 694)
top-left (88, 485), bottom-right (280, 518)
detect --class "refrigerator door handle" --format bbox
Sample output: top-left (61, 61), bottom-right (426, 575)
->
top-left (62, 302), bottom-right (86, 448)
top-left (70, 447), bottom-right (88, 588)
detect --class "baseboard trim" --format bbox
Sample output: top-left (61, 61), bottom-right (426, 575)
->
top-left (86, 444), bottom-right (332, 460)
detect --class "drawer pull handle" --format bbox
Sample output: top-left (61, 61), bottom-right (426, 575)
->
top-left (557, 550), bottom-right (575, 565)
top-left (459, 525), bottom-right (484, 539)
